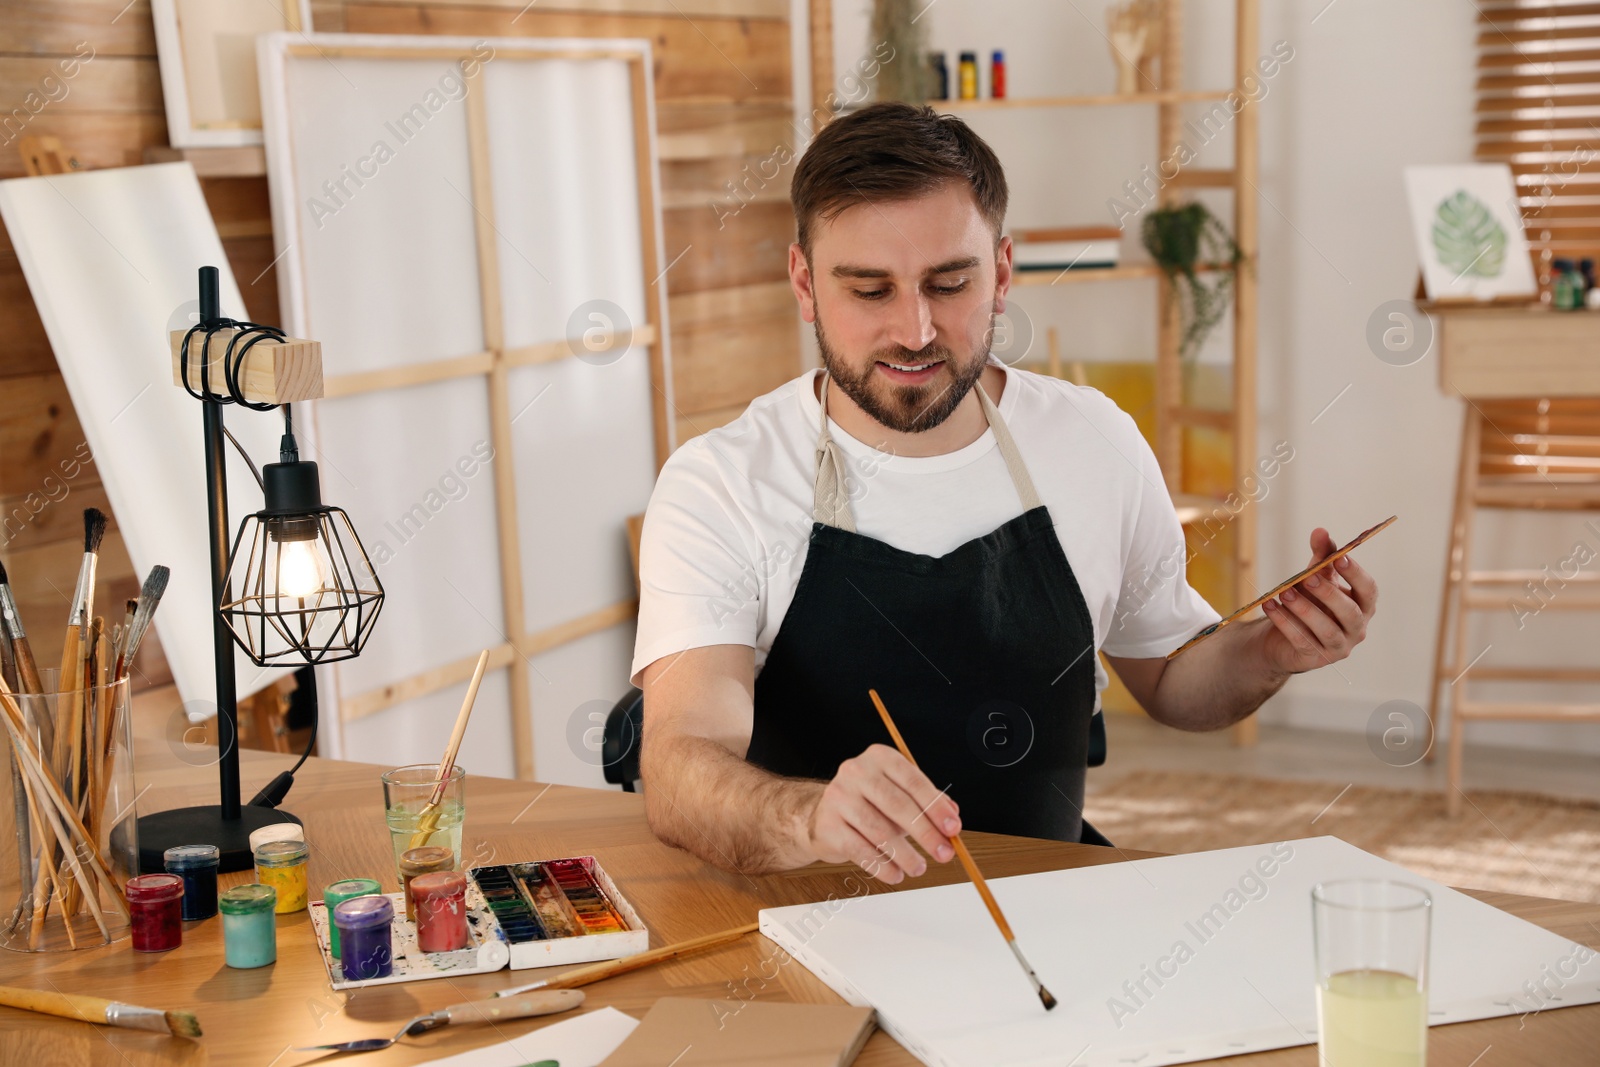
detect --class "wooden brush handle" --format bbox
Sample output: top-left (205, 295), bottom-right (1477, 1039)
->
top-left (11, 639), bottom-right (52, 759)
top-left (11, 639), bottom-right (42, 697)
top-left (0, 985), bottom-right (113, 1024)
top-left (947, 836), bottom-right (1013, 940)
top-left (440, 989), bottom-right (583, 1024)
top-left (545, 921), bottom-right (759, 989)
top-left (868, 690), bottom-right (1016, 939)
top-left (427, 649), bottom-right (489, 807)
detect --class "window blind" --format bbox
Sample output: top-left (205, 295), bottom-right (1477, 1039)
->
top-left (1478, 1), bottom-right (1600, 290)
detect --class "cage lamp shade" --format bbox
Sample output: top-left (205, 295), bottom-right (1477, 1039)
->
top-left (221, 454), bottom-right (384, 666)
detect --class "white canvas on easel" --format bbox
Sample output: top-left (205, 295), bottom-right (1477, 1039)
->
top-left (257, 33), bottom-right (671, 783)
top-left (0, 163), bottom-right (294, 710)
top-left (760, 836), bottom-right (1600, 1067)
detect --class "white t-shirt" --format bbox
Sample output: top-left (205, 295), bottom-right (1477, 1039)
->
top-left (631, 363), bottom-right (1221, 704)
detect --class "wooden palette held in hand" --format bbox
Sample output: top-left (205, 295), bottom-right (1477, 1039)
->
top-left (1167, 515), bottom-right (1396, 659)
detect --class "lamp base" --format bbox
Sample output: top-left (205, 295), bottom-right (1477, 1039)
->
top-left (129, 805), bottom-right (302, 874)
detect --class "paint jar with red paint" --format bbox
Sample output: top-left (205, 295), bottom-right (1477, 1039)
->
top-left (412, 871), bottom-right (469, 953)
top-left (125, 873), bottom-right (185, 952)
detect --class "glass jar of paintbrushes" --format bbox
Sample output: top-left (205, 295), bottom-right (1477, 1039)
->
top-left (0, 669), bottom-right (139, 952)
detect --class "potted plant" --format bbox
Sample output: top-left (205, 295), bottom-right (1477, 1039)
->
top-left (1140, 202), bottom-right (1245, 358)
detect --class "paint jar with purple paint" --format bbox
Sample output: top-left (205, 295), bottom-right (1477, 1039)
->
top-left (334, 893), bottom-right (394, 980)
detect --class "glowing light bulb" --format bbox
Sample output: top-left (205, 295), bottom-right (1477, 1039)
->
top-left (278, 540), bottom-right (322, 599)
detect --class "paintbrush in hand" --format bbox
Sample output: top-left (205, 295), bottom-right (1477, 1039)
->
top-left (868, 689), bottom-right (1058, 1011)
top-left (0, 985), bottom-right (200, 1038)
top-left (407, 649), bottom-right (489, 849)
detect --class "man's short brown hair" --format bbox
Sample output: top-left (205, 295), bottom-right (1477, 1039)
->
top-left (790, 102), bottom-right (1009, 258)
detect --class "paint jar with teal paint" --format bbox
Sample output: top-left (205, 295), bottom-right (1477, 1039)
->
top-left (220, 883), bottom-right (278, 969)
top-left (322, 878), bottom-right (381, 959)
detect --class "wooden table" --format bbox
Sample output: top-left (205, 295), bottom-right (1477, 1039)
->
top-left (2, 751), bottom-right (1597, 1065)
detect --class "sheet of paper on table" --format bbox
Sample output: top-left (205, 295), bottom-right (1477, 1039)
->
top-left (760, 836), bottom-right (1600, 1067)
top-left (416, 1006), bottom-right (638, 1067)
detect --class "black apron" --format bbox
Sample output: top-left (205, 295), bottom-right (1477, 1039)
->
top-left (747, 374), bottom-right (1100, 842)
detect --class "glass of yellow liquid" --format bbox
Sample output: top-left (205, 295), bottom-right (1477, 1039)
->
top-left (381, 763), bottom-right (466, 882)
top-left (1312, 879), bottom-right (1431, 1067)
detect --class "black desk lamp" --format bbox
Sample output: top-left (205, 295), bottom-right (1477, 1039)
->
top-left (133, 266), bottom-right (384, 872)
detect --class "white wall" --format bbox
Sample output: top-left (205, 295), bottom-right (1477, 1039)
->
top-left (823, 0), bottom-right (1600, 755)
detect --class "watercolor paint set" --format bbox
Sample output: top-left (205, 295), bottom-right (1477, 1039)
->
top-left (469, 857), bottom-right (649, 968)
top-left (306, 856), bottom-right (648, 989)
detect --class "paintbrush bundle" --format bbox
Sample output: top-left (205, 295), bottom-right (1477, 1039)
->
top-left (0, 510), bottom-right (169, 951)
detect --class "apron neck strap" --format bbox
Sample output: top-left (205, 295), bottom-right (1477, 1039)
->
top-left (814, 371), bottom-right (1043, 530)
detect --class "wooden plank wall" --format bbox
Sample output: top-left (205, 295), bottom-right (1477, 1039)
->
top-left (0, 0), bottom-right (803, 695)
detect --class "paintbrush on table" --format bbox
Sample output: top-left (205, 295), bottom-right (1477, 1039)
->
top-left (0, 985), bottom-right (200, 1038)
top-left (495, 921), bottom-right (759, 997)
top-left (407, 648), bottom-right (489, 850)
top-left (868, 689), bottom-right (1058, 1012)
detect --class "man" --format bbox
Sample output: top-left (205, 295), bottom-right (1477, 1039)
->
top-left (632, 103), bottom-right (1377, 885)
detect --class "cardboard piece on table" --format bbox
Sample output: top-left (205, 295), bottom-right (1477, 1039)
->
top-left (417, 1005), bottom-right (638, 1067)
top-left (599, 998), bottom-right (874, 1067)
top-left (1166, 515), bottom-right (1397, 659)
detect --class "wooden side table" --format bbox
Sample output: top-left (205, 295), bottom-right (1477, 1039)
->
top-left (1426, 304), bottom-right (1600, 815)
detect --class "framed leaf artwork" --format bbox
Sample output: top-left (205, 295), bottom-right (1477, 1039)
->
top-left (152, 0), bottom-right (313, 147)
top-left (1404, 164), bottom-right (1537, 302)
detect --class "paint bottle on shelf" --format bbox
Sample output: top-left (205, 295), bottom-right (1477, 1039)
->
top-left (929, 52), bottom-right (949, 100)
top-left (1553, 258), bottom-right (1584, 310)
top-left (959, 52), bottom-right (979, 100)
top-left (991, 51), bottom-right (1006, 99)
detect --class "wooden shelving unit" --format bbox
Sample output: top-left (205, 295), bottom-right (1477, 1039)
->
top-left (939, 88), bottom-right (1233, 110)
top-left (810, 0), bottom-right (1261, 745)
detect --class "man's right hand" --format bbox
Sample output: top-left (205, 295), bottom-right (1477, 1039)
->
top-left (807, 744), bottom-right (961, 884)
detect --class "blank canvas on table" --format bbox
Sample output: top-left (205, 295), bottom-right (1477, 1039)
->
top-left (760, 836), bottom-right (1600, 1067)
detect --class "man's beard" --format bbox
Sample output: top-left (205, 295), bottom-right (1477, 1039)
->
top-left (815, 316), bottom-right (991, 434)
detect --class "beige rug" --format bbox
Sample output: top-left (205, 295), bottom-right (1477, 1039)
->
top-left (1085, 771), bottom-right (1600, 904)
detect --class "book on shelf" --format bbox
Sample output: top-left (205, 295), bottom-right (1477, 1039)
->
top-left (1009, 224), bottom-right (1123, 272)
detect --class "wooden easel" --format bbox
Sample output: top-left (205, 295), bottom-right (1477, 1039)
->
top-left (18, 135), bottom-right (81, 177)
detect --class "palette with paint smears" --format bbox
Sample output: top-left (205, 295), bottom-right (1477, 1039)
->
top-left (469, 856), bottom-right (649, 968)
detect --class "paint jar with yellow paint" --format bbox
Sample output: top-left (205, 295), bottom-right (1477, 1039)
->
top-left (253, 839), bottom-right (310, 913)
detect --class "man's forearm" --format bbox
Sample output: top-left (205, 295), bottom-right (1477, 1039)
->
top-left (1148, 617), bottom-right (1291, 731)
top-left (642, 733), bottom-right (824, 874)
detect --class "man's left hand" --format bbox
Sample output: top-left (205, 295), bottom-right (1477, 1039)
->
top-left (1259, 527), bottom-right (1378, 675)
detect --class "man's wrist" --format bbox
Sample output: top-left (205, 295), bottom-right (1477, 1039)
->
top-left (1245, 616), bottom-right (1296, 684)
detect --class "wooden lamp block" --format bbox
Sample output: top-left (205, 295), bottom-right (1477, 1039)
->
top-left (170, 327), bottom-right (324, 404)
